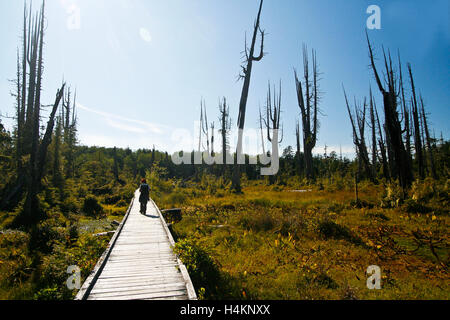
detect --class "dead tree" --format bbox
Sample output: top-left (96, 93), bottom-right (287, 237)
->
top-left (197, 99), bottom-right (210, 156)
top-left (20, 84), bottom-right (65, 226)
top-left (259, 104), bottom-right (266, 156)
top-left (419, 101), bottom-right (428, 176)
top-left (262, 81), bottom-right (283, 183)
top-left (369, 88), bottom-right (378, 179)
top-left (61, 87), bottom-right (77, 178)
top-left (263, 82), bottom-right (283, 144)
top-left (52, 115), bottom-right (64, 191)
top-left (10, 1), bottom-right (67, 226)
top-left (367, 32), bottom-right (413, 191)
top-left (232, 0), bottom-right (265, 192)
top-left (210, 121), bottom-right (215, 157)
top-left (408, 64), bottom-right (425, 179)
top-left (375, 106), bottom-right (390, 180)
top-left (343, 89), bottom-right (374, 182)
top-left (398, 53), bottom-right (412, 160)
top-left (419, 95), bottom-right (437, 179)
top-left (198, 101), bottom-right (203, 153)
top-left (219, 97), bottom-right (231, 169)
top-left (294, 45), bottom-right (321, 180)
top-left (295, 118), bottom-right (302, 176)
top-left (14, 50), bottom-right (23, 173)
top-left (2, 2), bottom-right (43, 212)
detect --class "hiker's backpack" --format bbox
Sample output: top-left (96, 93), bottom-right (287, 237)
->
top-left (140, 183), bottom-right (150, 200)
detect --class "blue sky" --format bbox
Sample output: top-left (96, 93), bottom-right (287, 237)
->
top-left (0, 0), bottom-right (449, 157)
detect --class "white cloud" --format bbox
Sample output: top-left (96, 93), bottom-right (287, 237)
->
top-left (77, 103), bottom-right (166, 135)
top-left (105, 118), bottom-right (147, 134)
top-left (139, 28), bottom-right (152, 43)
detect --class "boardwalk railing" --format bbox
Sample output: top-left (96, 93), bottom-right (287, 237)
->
top-left (75, 191), bottom-right (197, 300)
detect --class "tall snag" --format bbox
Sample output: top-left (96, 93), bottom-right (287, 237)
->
top-left (62, 86), bottom-right (77, 178)
top-left (295, 119), bottom-right (302, 176)
top-left (369, 88), bottom-right (378, 180)
top-left (219, 97), bottom-right (231, 170)
top-left (398, 53), bottom-right (412, 161)
top-left (262, 81), bottom-right (283, 183)
top-left (419, 95), bottom-right (437, 179)
top-left (343, 89), bottom-right (374, 182)
top-left (408, 63), bottom-right (425, 179)
top-left (8, 1), bottom-right (67, 226)
top-left (232, 0), bottom-right (265, 193)
top-left (375, 106), bottom-right (390, 180)
top-left (294, 45), bottom-right (321, 180)
top-left (366, 32), bottom-right (413, 192)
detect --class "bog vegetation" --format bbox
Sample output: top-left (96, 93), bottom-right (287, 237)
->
top-left (0, 0), bottom-right (448, 300)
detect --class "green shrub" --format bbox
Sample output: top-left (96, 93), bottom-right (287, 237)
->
top-left (278, 215), bottom-right (306, 239)
top-left (239, 211), bottom-right (275, 232)
top-left (318, 221), bottom-right (362, 245)
top-left (37, 235), bottom-right (109, 300)
top-left (166, 191), bottom-right (187, 206)
top-left (365, 211), bottom-right (389, 221)
top-left (30, 217), bottom-right (70, 253)
top-left (313, 273), bottom-right (339, 289)
top-left (249, 198), bottom-right (273, 208)
top-left (327, 202), bottom-right (346, 214)
top-left (411, 178), bottom-right (437, 202)
top-left (34, 286), bottom-right (62, 300)
top-left (115, 199), bottom-right (128, 207)
top-left (0, 231), bottom-right (33, 286)
top-left (381, 182), bottom-right (403, 208)
top-left (173, 238), bottom-right (222, 299)
top-left (404, 199), bottom-right (433, 214)
top-left (82, 196), bottom-right (103, 217)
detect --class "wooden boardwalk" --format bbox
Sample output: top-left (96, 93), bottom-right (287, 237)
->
top-left (75, 190), bottom-right (197, 300)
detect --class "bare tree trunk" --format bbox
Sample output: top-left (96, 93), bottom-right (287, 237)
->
top-left (369, 88), bottom-right (378, 180)
top-left (259, 105), bottom-right (266, 156)
top-left (398, 53), bottom-right (412, 161)
top-left (419, 95), bottom-right (437, 179)
top-left (15, 50), bottom-right (23, 173)
top-left (343, 89), bottom-right (374, 182)
top-left (232, 0), bottom-right (265, 193)
top-left (22, 84), bottom-right (65, 226)
top-left (408, 64), bottom-right (425, 180)
top-left (198, 102), bottom-right (203, 153)
top-left (219, 97), bottom-right (231, 171)
top-left (210, 121), bottom-right (215, 157)
top-left (294, 46), bottom-right (320, 181)
top-left (375, 106), bottom-right (390, 181)
top-left (367, 32), bottom-right (413, 192)
top-left (23, 2), bottom-right (45, 224)
top-left (295, 119), bottom-right (302, 176)
top-left (262, 81), bottom-right (283, 184)
top-left (201, 100), bottom-right (210, 155)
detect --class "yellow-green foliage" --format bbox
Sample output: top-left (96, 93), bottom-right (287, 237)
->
top-left (171, 181), bottom-right (449, 300)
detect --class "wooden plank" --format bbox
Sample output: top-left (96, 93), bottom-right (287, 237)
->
top-left (144, 295), bottom-right (188, 301)
top-left (76, 190), bottom-right (196, 300)
top-left (97, 274), bottom-right (184, 282)
top-left (74, 195), bottom-right (135, 300)
top-left (90, 282), bottom-right (187, 295)
top-left (88, 289), bottom-right (188, 300)
top-left (91, 278), bottom-right (185, 289)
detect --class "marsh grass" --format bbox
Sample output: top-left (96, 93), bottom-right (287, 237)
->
top-left (171, 180), bottom-right (449, 300)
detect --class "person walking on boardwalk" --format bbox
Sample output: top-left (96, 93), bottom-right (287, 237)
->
top-left (139, 178), bottom-right (150, 215)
